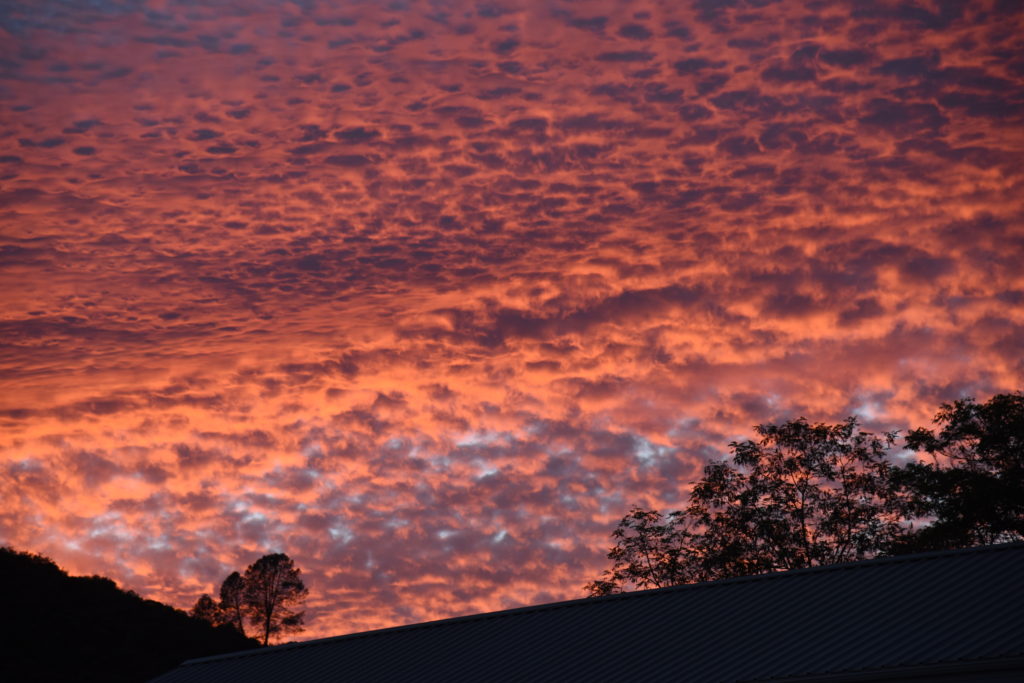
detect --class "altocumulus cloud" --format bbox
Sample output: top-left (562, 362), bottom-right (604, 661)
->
top-left (1, 0), bottom-right (1022, 638)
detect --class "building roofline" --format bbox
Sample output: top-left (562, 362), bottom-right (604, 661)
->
top-left (180, 541), bottom-right (1024, 669)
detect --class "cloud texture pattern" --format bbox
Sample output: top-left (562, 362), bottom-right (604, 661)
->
top-left (1, 0), bottom-right (1022, 638)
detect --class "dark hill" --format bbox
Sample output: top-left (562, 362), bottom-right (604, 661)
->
top-left (0, 547), bottom-right (258, 682)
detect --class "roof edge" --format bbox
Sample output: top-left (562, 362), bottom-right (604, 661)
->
top-left (179, 541), bottom-right (1024, 668)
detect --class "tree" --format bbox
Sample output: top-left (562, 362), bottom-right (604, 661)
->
top-left (243, 553), bottom-right (308, 646)
top-left (891, 392), bottom-right (1024, 551)
top-left (192, 554), bottom-right (309, 646)
top-left (190, 593), bottom-right (224, 626)
top-left (688, 417), bottom-right (904, 575)
top-left (219, 571), bottom-right (248, 637)
top-left (585, 508), bottom-right (707, 596)
top-left (3, 546), bottom-right (256, 682)
top-left (588, 417), bottom-right (906, 594)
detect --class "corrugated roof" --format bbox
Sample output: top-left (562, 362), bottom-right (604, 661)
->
top-left (151, 542), bottom-right (1024, 683)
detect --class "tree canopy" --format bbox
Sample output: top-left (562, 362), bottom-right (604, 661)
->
top-left (192, 553), bottom-right (308, 646)
top-left (189, 593), bottom-right (223, 626)
top-left (584, 507), bottom-right (705, 595)
top-left (244, 553), bottom-right (309, 646)
top-left (220, 570), bottom-right (248, 636)
top-left (587, 391), bottom-right (1023, 596)
top-left (892, 392), bottom-right (1024, 551)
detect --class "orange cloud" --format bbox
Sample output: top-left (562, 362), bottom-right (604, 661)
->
top-left (2, 0), bottom-right (1023, 639)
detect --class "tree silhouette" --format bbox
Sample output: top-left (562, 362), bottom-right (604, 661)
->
top-left (589, 392), bottom-right (1023, 595)
top-left (688, 417), bottom-right (904, 575)
top-left (2, 547), bottom-right (257, 682)
top-left (192, 554), bottom-right (308, 646)
top-left (190, 593), bottom-right (224, 626)
top-left (585, 507), bottom-right (707, 595)
top-left (243, 553), bottom-right (308, 646)
top-left (892, 391), bottom-right (1024, 551)
top-left (219, 571), bottom-right (248, 637)
top-left (588, 417), bottom-right (905, 594)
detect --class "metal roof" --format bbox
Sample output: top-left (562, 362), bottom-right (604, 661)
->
top-left (151, 542), bottom-right (1024, 682)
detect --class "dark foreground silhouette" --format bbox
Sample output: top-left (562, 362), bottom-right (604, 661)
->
top-left (0, 547), bottom-right (258, 683)
top-left (588, 391), bottom-right (1024, 594)
top-left (192, 552), bottom-right (308, 646)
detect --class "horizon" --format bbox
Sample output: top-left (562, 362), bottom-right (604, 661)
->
top-left (2, 0), bottom-right (1022, 641)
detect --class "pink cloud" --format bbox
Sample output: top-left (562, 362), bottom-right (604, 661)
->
top-left (1, 0), bottom-right (1022, 639)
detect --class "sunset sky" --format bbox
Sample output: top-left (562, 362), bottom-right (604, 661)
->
top-left (2, 0), bottom-right (1023, 640)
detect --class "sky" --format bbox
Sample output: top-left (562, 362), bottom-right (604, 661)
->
top-left (1, 0), bottom-right (1022, 640)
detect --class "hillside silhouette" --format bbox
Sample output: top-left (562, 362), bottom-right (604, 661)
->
top-left (0, 547), bottom-right (258, 683)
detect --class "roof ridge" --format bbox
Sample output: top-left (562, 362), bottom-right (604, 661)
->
top-left (179, 541), bottom-right (1024, 668)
